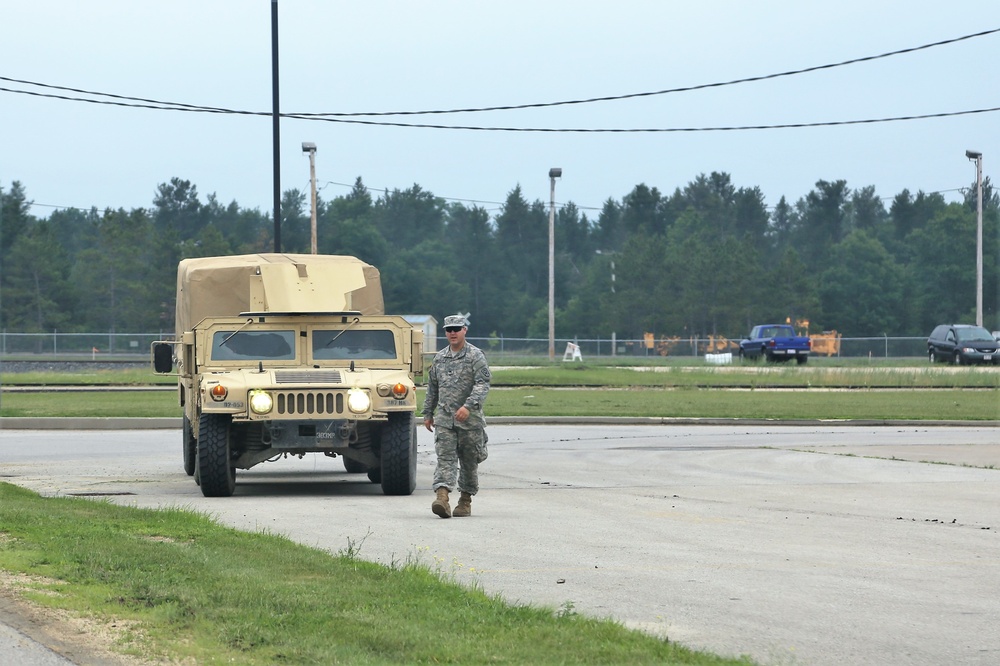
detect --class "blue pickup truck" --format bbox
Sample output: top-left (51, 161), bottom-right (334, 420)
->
top-left (739, 324), bottom-right (811, 364)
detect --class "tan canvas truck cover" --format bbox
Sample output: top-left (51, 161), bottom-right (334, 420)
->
top-left (175, 253), bottom-right (384, 334)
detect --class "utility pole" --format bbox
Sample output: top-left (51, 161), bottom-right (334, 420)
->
top-left (271, 0), bottom-right (281, 252)
top-left (966, 150), bottom-right (983, 327)
top-left (302, 142), bottom-right (318, 253)
top-left (548, 167), bottom-right (562, 361)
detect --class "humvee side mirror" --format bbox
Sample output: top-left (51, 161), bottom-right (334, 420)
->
top-left (153, 343), bottom-right (174, 373)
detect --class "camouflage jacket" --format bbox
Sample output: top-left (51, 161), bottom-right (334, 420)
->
top-left (422, 341), bottom-right (491, 430)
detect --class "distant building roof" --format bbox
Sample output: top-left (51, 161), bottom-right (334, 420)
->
top-left (403, 315), bottom-right (437, 325)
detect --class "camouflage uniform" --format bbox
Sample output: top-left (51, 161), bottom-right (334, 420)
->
top-left (423, 319), bottom-right (491, 496)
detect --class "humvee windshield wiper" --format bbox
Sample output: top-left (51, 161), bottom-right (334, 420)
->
top-left (220, 318), bottom-right (255, 348)
top-left (324, 316), bottom-right (361, 347)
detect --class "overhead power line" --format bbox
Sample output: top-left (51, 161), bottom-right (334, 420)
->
top-left (285, 107), bottom-right (1000, 132)
top-left (3, 85), bottom-right (997, 132)
top-left (298, 27), bottom-right (1000, 117)
top-left (3, 27), bottom-right (997, 119)
top-left (1, 26), bottom-right (998, 131)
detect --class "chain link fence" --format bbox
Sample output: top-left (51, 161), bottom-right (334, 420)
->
top-left (0, 332), bottom-right (171, 358)
top-left (0, 331), bottom-right (931, 361)
top-left (464, 335), bottom-right (929, 360)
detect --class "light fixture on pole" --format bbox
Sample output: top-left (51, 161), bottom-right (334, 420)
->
top-left (966, 149), bottom-right (983, 327)
top-left (548, 167), bottom-right (562, 361)
top-left (302, 142), bottom-right (318, 254)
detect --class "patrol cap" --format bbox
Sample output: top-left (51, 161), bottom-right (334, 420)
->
top-left (443, 314), bottom-right (469, 328)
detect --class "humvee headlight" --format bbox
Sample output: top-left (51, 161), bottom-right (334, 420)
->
top-left (210, 384), bottom-right (228, 401)
top-left (347, 387), bottom-right (371, 414)
top-left (248, 390), bottom-right (273, 415)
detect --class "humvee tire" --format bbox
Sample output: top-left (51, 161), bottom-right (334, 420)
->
top-left (183, 416), bottom-right (197, 476)
top-left (379, 412), bottom-right (417, 496)
top-left (343, 456), bottom-right (366, 473)
top-left (198, 413), bottom-right (236, 497)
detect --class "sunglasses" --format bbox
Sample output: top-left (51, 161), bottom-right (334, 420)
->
top-left (444, 326), bottom-right (464, 333)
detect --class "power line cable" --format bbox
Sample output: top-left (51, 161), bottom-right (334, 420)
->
top-left (299, 27), bottom-right (1000, 117)
top-left (0, 85), bottom-right (234, 115)
top-left (0, 80), bottom-right (228, 112)
top-left (3, 85), bottom-right (997, 132)
top-left (1, 26), bottom-right (997, 128)
top-left (3, 27), bottom-right (996, 118)
top-left (285, 106), bottom-right (1000, 132)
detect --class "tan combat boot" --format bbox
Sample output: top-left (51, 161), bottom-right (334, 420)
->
top-left (453, 492), bottom-right (473, 517)
top-left (431, 487), bottom-right (452, 518)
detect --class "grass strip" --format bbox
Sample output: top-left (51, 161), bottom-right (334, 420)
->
top-left (494, 388), bottom-right (1000, 421)
top-left (4, 363), bottom-right (999, 389)
top-left (0, 483), bottom-right (754, 665)
top-left (1, 368), bottom-right (177, 386)
top-left (1, 387), bottom-right (997, 421)
top-left (492, 365), bottom-right (1000, 388)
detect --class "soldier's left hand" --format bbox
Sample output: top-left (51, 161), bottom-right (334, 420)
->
top-left (454, 406), bottom-right (469, 422)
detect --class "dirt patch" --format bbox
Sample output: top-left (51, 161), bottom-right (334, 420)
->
top-left (0, 571), bottom-right (182, 665)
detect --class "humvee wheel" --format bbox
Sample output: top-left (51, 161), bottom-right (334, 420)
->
top-left (379, 412), bottom-right (417, 496)
top-left (183, 416), bottom-right (197, 476)
top-left (343, 456), bottom-right (366, 473)
top-left (198, 413), bottom-right (236, 497)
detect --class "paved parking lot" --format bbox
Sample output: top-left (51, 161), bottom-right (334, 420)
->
top-left (1, 423), bottom-right (998, 665)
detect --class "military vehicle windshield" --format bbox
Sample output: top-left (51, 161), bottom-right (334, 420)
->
top-left (211, 330), bottom-right (296, 360)
top-left (313, 329), bottom-right (397, 360)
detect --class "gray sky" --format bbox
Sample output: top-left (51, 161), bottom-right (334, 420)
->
top-left (2, 1), bottom-right (998, 220)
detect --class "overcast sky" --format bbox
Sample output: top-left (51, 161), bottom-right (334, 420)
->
top-left (2, 2), bottom-right (998, 220)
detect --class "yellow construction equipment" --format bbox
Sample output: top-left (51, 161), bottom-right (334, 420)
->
top-left (811, 330), bottom-right (841, 357)
top-left (702, 335), bottom-right (739, 354)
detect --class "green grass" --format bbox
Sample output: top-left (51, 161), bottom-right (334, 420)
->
top-left (492, 364), bottom-right (1000, 388)
top-left (4, 361), bottom-right (998, 389)
top-left (492, 387), bottom-right (1000, 420)
top-left (1, 368), bottom-right (177, 386)
top-left (2, 385), bottom-right (997, 421)
top-left (0, 483), bottom-right (754, 665)
top-left (2, 388), bottom-right (997, 421)
top-left (0, 390), bottom-right (178, 418)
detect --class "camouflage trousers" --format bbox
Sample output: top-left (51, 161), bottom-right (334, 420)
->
top-left (432, 426), bottom-right (487, 495)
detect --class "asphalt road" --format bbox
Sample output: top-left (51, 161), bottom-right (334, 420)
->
top-left (1, 423), bottom-right (998, 666)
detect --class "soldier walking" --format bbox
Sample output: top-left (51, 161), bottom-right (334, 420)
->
top-left (423, 314), bottom-right (491, 518)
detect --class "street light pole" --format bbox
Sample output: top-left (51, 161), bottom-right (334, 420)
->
top-left (548, 168), bottom-right (562, 361)
top-left (596, 249), bottom-right (616, 356)
top-left (966, 150), bottom-right (983, 327)
top-left (302, 142), bottom-right (318, 254)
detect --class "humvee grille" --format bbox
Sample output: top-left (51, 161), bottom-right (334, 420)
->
top-left (276, 391), bottom-right (345, 415)
top-left (275, 370), bottom-right (343, 384)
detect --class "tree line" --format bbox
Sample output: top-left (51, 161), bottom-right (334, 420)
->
top-left (1, 172), bottom-right (997, 342)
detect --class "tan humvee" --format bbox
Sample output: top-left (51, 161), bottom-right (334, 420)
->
top-left (152, 254), bottom-right (422, 497)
